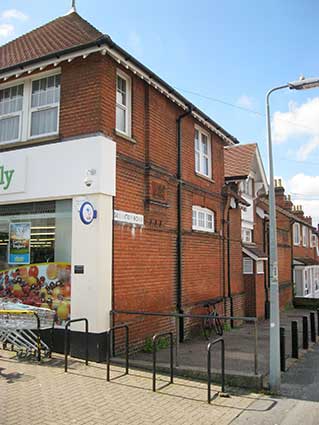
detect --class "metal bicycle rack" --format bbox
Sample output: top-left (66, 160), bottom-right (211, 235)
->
top-left (152, 332), bottom-right (174, 392)
top-left (106, 324), bottom-right (129, 381)
top-left (64, 318), bottom-right (89, 373)
top-left (207, 337), bottom-right (226, 403)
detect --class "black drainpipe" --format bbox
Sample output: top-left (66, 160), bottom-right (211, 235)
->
top-left (176, 107), bottom-right (192, 342)
top-left (226, 205), bottom-right (234, 327)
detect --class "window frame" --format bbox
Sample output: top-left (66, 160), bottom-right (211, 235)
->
top-left (194, 126), bottom-right (212, 179)
top-left (256, 260), bottom-right (264, 274)
top-left (0, 69), bottom-right (61, 145)
top-left (242, 227), bottom-right (253, 243)
top-left (243, 257), bottom-right (253, 274)
top-left (293, 223), bottom-right (300, 246)
top-left (192, 206), bottom-right (215, 233)
top-left (28, 73), bottom-right (61, 140)
top-left (302, 225), bottom-right (308, 247)
top-left (116, 69), bottom-right (132, 137)
top-left (0, 83), bottom-right (24, 144)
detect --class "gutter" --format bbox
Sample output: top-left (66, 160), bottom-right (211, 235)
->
top-left (176, 107), bottom-right (192, 342)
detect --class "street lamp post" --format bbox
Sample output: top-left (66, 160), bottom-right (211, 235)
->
top-left (266, 76), bottom-right (319, 393)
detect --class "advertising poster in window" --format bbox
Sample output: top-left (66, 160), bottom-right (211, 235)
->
top-left (0, 262), bottom-right (71, 327)
top-left (8, 222), bottom-right (31, 265)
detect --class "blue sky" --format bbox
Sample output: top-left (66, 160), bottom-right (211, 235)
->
top-left (1, 0), bottom-right (319, 221)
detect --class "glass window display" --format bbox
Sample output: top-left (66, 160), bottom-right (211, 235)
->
top-left (0, 199), bottom-right (72, 327)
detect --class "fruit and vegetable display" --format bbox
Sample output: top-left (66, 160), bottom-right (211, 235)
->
top-left (0, 262), bottom-right (71, 327)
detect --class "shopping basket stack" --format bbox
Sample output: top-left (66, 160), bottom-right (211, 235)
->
top-left (0, 299), bottom-right (55, 359)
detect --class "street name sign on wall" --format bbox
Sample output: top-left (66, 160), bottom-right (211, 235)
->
top-left (114, 210), bottom-right (144, 226)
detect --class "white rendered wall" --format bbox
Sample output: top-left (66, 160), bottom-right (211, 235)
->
top-left (71, 194), bottom-right (113, 333)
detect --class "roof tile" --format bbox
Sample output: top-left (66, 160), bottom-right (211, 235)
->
top-left (0, 12), bottom-right (102, 71)
top-left (224, 143), bottom-right (257, 178)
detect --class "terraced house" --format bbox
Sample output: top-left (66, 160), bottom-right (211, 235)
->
top-left (0, 7), bottom-right (251, 359)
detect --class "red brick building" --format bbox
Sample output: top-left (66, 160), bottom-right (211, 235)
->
top-left (224, 144), bottom-right (269, 319)
top-left (225, 141), bottom-right (319, 319)
top-left (0, 9), bottom-right (250, 358)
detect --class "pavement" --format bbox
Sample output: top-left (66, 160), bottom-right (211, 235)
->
top-left (1, 341), bottom-right (318, 424)
top-left (0, 349), bottom-right (267, 425)
top-left (128, 308), bottom-right (316, 383)
top-left (232, 343), bottom-right (319, 425)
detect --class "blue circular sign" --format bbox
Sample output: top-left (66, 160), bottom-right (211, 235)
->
top-left (79, 201), bottom-right (96, 225)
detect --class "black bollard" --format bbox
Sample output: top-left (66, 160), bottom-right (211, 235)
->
top-left (291, 321), bottom-right (298, 359)
top-left (317, 309), bottom-right (319, 337)
top-left (280, 327), bottom-right (286, 372)
top-left (310, 312), bottom-right (316, 343)
top-left (302, 316), bottom-right (309, 350)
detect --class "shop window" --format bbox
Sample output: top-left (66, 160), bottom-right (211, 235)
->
top-left (293, 223), bottom-right (300, 246)
top-left (116, 70), bottom-right (131, 136)
top-left (243, 257), bottom-right (253, 274)
top-left (192, 206), bottom-right (215, 233)
top-left (195, 127), bottom-right (212, 178)
top-left (0, 200), bottom-right (72, 326)
top-left (256, 260), bottom-right (264, 274)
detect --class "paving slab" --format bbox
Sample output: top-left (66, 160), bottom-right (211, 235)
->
top-left (0, 350), bottom-right (263, 425)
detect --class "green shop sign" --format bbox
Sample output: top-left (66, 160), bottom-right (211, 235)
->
top-left (0, 166), bottom-right (15, 190)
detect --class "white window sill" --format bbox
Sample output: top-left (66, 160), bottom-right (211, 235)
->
top-left (192, 228), bottom-right (217, 235)
top-left (115, 129), bottom-right (136, 144)
top-left (195, 172), bottom-right (215, 183)
top-left (0, 134), bottom-right (58, 150)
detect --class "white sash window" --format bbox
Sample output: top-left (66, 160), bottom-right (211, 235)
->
top-left (0, 84), bottom-right (24, 143)
top-left (116, 71), bottom-right (131, 136)
top-left (30, 74), bottom-right (60, 138)
top-left (0, 70), bottom-right (60, 145)
top-left (195, 127), bottom-right (212, 178)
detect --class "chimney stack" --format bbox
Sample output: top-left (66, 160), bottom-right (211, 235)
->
top-left (274, 179), bottom-right (286, 208)
top-left (293, 204), bottom-right (305, 219)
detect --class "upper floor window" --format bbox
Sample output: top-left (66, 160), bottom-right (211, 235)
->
top-left (302, 225), bottom-right (308, 247)
top-left (256, 260), bottom-right (264, 274)
top-left (30, 75), bottom-right (60, 137)
top-left (116, 71), bottom-right (131, 136)
top-left (311, 233), bottom-right (318, 248)
top-left (243, 257), bottom-right (253, 274)
top-left (0, 84), bottom-right (24, 143)
top-left (0, 72), bottom-right (60, 144)
top-left (195, 127), bottom-right (212, 178)
top-left (192, 206), bottom-right (215, 233)
top-left (242, 177), bottom-right (253, 197)
top-left (242, 228), bottom-right (253, 243)
top-left (293, 223), bottom-right (300, 246)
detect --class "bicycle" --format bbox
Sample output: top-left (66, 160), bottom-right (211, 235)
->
top-left (201, 303), bottom-right (224, 340)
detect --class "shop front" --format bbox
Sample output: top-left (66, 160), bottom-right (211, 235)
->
top-left (0, 134), bottom-right (116, 360)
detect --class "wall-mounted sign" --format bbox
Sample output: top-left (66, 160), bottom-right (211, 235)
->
top-left (114, 210), bottom-right (144, 226)
top-left (8, 222), bottom-right (31, 264)
top-left (74, 265), bottom-right (84, 274)
top-left (79, 201), bottom-right (97, 225)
